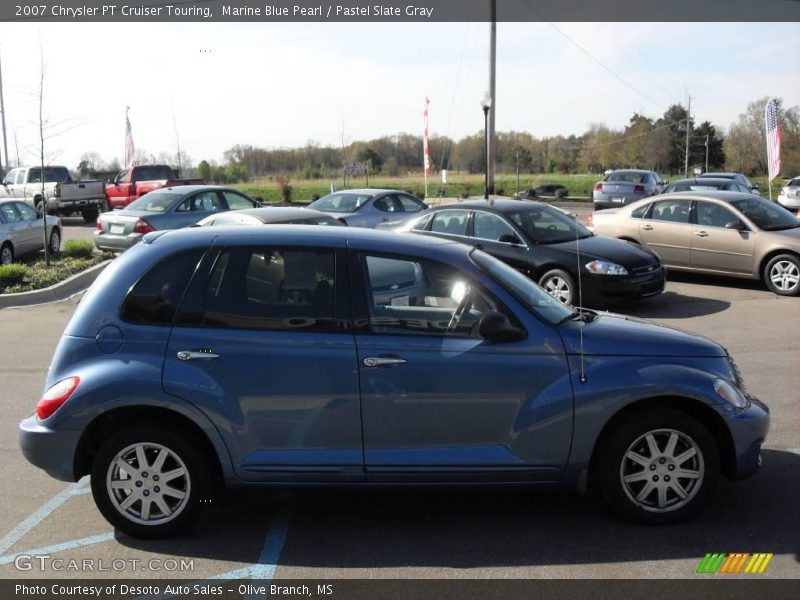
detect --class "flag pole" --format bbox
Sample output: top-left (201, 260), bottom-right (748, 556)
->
top-left (423, 97), bottom-right (430, 198)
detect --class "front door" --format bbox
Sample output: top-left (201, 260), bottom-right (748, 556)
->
top-left (351, 250), bottom-right (573, 482)
top-left (691, 200), bottom-right (755, 274)
top-left (640, 198), bottom-right (693, 267)
top-left (163, 244), bottom-right (363, 482)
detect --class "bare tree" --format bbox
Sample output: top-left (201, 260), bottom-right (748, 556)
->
top-left (38, 38), bottom-right (50, 266)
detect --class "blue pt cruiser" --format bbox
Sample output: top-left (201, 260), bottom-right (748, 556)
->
top-left (19, 226), bottom-right (769, 537)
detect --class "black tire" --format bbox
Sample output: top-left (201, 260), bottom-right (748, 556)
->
top-left (555, 188), bottom-right (568, 199)
top-left (82, 208), bottom-right (99, 223)
top-left (90, 424), bottom-right (212, 538)
top-left (763, 253), bottom-right (800, 297)
top-left (596, 408), bottom-right (719, 524)
top-left (0, 242), bottom-right (14, 265)
top-left (48, 228), bottom-right (61, 255)
top-left (538, 268), bottom-right (574, 305)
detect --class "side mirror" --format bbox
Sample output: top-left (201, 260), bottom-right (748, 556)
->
top-left (725, 220), bottom-right (746, 230)
top-left (478, 311), bottom-right (525, 343)
top-left (499, 233), bottom-right (523, 245)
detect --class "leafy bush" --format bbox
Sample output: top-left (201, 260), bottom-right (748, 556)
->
top-left (0, 264), bottom-right (29, 286)
top-left (276, 176), bottom-right (293, 203)
top-left (63, 239), bottom-right (94, 258)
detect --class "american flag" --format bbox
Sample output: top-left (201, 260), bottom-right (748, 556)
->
top-left (423, 97), bottom-right (431, 176)
top-left (765, 98), bottom-right (781, 181)
top-left (124, 107), bottom-right (135, 169)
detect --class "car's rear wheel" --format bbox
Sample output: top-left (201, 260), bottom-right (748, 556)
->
top-left (82, 208), bottom-right (99, 223)
top-left (539, 268), bottom-right (574, 305)
top-left (597, 409), bottom-right (719, 524)
top-left (90, 425), bottom-right (211, 538)
top-left (48, 228), bottom-right (61, 255)
top-left (763, 254), bottom-right (800, 296)
top-left (0, 243), bottom-right (14, 265)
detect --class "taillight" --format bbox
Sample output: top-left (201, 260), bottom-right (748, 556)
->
top-left (36, 377), bottom-right (80, 420)
top-left (96, 218), bottom-right (103, 231)
top-left (585, 213), bottom-right (594, 228)
top-left (634, 185), bottom-right (645, 193)
top-left (594, 182), bottom-right (603, 192)
top-left (133, 218), bottom-right (155, 234)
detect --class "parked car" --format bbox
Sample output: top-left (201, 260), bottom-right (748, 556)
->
top-left (105, 165), bottom-right (205, 210)
top-left (525, 184), bottom-right (568, 199)
top-left (307, 189), bottom-right (428, 227)
top-left (777, 176), bottom-right (800, 211)
top-left (663, 177), bottom-right (751, 194)
top-left (94, 185), bottom-right (259, 252)
top-left (195, 206), bottom-right (342, 227)
top-left (699, 172), bottom-right (760, 195)
top-left (1, 165), bottom-right (106, 223)
top-left (592, 169), bottom-right (666, 209)
top-left (588, 191), bottom-right (800, 296)
top-left (0, 200), bottom-right (61, 265)
top-left (389, 199), bottom-right (665, 306)
top-left (19, 225), bottom-right (769, 537)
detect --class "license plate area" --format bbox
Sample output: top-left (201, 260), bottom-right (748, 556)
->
top-left (110, 224), bottom-right (125, 234)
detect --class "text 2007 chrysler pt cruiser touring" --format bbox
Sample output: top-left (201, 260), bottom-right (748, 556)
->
top-left (19, 226), bottom-right (769, 537)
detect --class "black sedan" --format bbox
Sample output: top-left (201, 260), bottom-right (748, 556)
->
top-left (390, 199), bottom-right (665, 306)
top-left (663, 177), bottom-right (752, 194)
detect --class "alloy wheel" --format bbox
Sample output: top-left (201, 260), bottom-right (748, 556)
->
top-left (0, 246), bottom-right (12, 265)
top-left (49, 230), bottom-right (60, 254)
top-left (619, 428), bottom-right (704, 513)
top-left (543, 276), bottom-right (572, 303)
top-left (106, 442), bottom-right (191, 526)
top-left (769, 260), bottom-right (800, 293)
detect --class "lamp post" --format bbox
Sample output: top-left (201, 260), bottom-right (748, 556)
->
top-left (481, 91), bottom-right (492, 200)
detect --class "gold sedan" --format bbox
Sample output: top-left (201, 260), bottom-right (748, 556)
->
top-left (587, 192), bottom-right (800, 296)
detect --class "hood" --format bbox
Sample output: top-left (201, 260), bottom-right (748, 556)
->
top-left (558, 312), bottom-right (726, 357)
top-left (549, 235), bottom-right (659, 270)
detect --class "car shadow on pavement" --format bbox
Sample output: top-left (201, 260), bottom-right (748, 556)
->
top-left (605, 291), bottom-right (731, 319)
top-left (116, 449), bottom-right (799, 569)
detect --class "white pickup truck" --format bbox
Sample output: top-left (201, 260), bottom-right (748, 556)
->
top-left (1, 165), bottom-right (107, 223)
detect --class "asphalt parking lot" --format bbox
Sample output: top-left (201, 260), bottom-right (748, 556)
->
top-left (0, 215), bottom-right (797, 583)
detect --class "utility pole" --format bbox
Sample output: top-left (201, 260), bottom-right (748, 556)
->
top-left (704, 133), bottom-right (709, 173)
top-left (684, 95), bottom-right (692, 178)
top-left (0, 53), bottom-right (10, 173)
top-left (487, 0), bottom-right (496, 196)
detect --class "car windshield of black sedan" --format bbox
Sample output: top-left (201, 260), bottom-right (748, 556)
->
top-left (730, 198), bottom-right (800, 231)
top-left (309, 193), bottom-right (371, 213)
top-left (126, 192), bottom-right (177, 213)
top-left (471, 249), bottom-right (572, 325)
top-left (508, 207), bottom-right (593, 244)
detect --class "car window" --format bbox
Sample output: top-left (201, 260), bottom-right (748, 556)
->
top-left (606, 171), bottom-right (647, 184)
top-left (190, 247), bottom-right (336, 332)
top-left (129, 192), bottom-right (179, 212)
top-left (696, 202), bottom-right (742, 229)
top-left (397, 195), bottom-right (425, 212)
top-left (133, 166), bottom-right (173, 181)
top-left (223, 191), bottom-right (255, 210)
top-left (116, 170), bottom-right (130, 184)
top-left (430, 209), bottom-right (469, 236)
top-left (788, 179), bottom-right (800, 188)
top-left (0, 203), bottom-right (21, 223)
top-left (730, 197), bottom-right (800, 231)
top-left (28, 167), bottom-right (70, 183)
top-left (309, 193), bottom-right (371, 213)
top-left (630, 203), bottom-right (651, 219)
top-left (509, 206), bottom-right (592, 244)
top-left (16, 202), bottom-right (37, 220)
top-left (648, 200), bottom-right (692, 224)
top-left (473, 211), bottom-right (520, 243)
top-left (373, 195), bottom-right (399, 212)
top-left (2, 170), bottom-right (17, 185)
top-left (361, 253), bottom-right (501, 338)
top-left (177, 191), bottom-right (222, 213)
top-left (121, 249), bottom-right (206, 325)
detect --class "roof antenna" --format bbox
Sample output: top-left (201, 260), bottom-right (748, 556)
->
top-left (574, 210), bottom-right (587, 384)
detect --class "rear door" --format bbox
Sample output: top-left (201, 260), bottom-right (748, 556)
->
top-left (163, 241), bottom-right (363, 482)
top-left (350, 249), bottom-right (573, 481)
top-left (691, 200), bottom-right (754, 274)
top-left (639, 198), bottom-right (693, 267)
top-left (168, 190), bottom-right (226, 229)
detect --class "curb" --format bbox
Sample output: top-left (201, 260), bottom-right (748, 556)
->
top-left (0, 259), bottom-right (112, 310)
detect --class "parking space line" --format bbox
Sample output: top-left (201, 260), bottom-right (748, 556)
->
top-left (0, 477), bottom-right (89, 555)
top-left (0, 532), bottom-right (115, 565)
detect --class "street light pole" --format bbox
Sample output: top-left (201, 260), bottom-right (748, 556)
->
top-left (481, 91), bottom-right (492, 200)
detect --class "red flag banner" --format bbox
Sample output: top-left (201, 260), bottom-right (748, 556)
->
top-left (125, 107), bottom-right (135, 169)
top-left (423, 97), bottom-right (431, 176)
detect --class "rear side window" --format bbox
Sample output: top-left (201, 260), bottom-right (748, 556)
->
top-left (430, 210), bottom-right (469, 236)
top-left (121, 249), bottom-right (205, 325)
top-left (630, 203), bottom-right (650, 219)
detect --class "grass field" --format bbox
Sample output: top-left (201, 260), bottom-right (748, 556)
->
top-left (232, 172), bottom-right (774, 204)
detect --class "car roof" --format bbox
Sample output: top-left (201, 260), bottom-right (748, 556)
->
top-left (437, 198), bottom-right (551, 213)
top-left (667, 178), bottom-right (735, 185)
top-left (232, 207), bottom-right (331, 221)
top-left (153, 185), bottom-right (230, 195)
top-left (607, 169), bottom-right (655, 174)
top-left (647, 190), bottom-right (759, 203)
top-left (324, 188), bottom-right (400, 196)
top-left (699, 172), bottom-right (738, 178)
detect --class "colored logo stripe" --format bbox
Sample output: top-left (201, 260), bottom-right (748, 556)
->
top-left (697, 553), bottom-right (773, 574)
top-left (744, 553), bottom-right (773, 574)
top-left (697, 553), bottom-right (726, 573)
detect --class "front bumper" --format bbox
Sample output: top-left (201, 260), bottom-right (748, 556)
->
top-left (93, 231), bottom-right (142, 252)
top-left (725, 398), bottom-right (770, 480)
top-left (19, 415), bottom-right (82, 482)
top-left (581, 268), bottom-right (666, 301)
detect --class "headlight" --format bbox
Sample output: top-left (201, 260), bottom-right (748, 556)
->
top-left (713, 378), bottom-right (749, 409)
top-left (585, 260), bottom-right (628, 275)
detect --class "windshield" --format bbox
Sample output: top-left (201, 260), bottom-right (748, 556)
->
top-left (730, 197), bottom-right (800, 231)
top-left (134, 166), bottom-right (175, 181)
top-left (471, 249), bottom-right (572, 325)
top-left (28, 167), bottom-right (70, 183)
top-left (127, 192), bottom-right (179, 213)
top-left (309, 193), bottom-right (371, 213)
top-left (508, 206), bottom-right (593, 244)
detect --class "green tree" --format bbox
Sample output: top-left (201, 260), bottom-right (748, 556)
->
top-left (197, 160), bottom-right (212, 182)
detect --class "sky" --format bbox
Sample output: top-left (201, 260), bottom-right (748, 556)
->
top-left (0, 21), bottom-right (797, 170)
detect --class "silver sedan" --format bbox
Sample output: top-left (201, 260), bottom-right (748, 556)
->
top-left (593, 169), bottom-right (666, 210)
top-left (307, 189), bottom-right (428, 228)
top-left (0, 199), bottom-right (61, 265)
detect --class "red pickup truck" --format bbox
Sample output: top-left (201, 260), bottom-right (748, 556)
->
top-left (105, 165), bottom-right (204, 209)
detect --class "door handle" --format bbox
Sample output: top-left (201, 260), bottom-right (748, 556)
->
top-left (177, 349), bottom-right (220, 361)
top-left (642, 224), bottom-right (653, 230)
top-left (363, 356), bottom-right (407, 368)
top-left (695, 231), bottom-right (709, 237)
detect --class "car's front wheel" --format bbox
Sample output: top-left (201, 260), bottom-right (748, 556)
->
top-left (90, 425), bottom-right (211, 538)
top-left (539, 268), bottom-right (574, 305)
top-left (597, 409), bottom-right (719, 524)
top-left (48, 228), bottom-right (61, 255)
top-left (763, 253), bottom-right (800, 296)
top-left (0, 242), bottom-right (14, 265)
